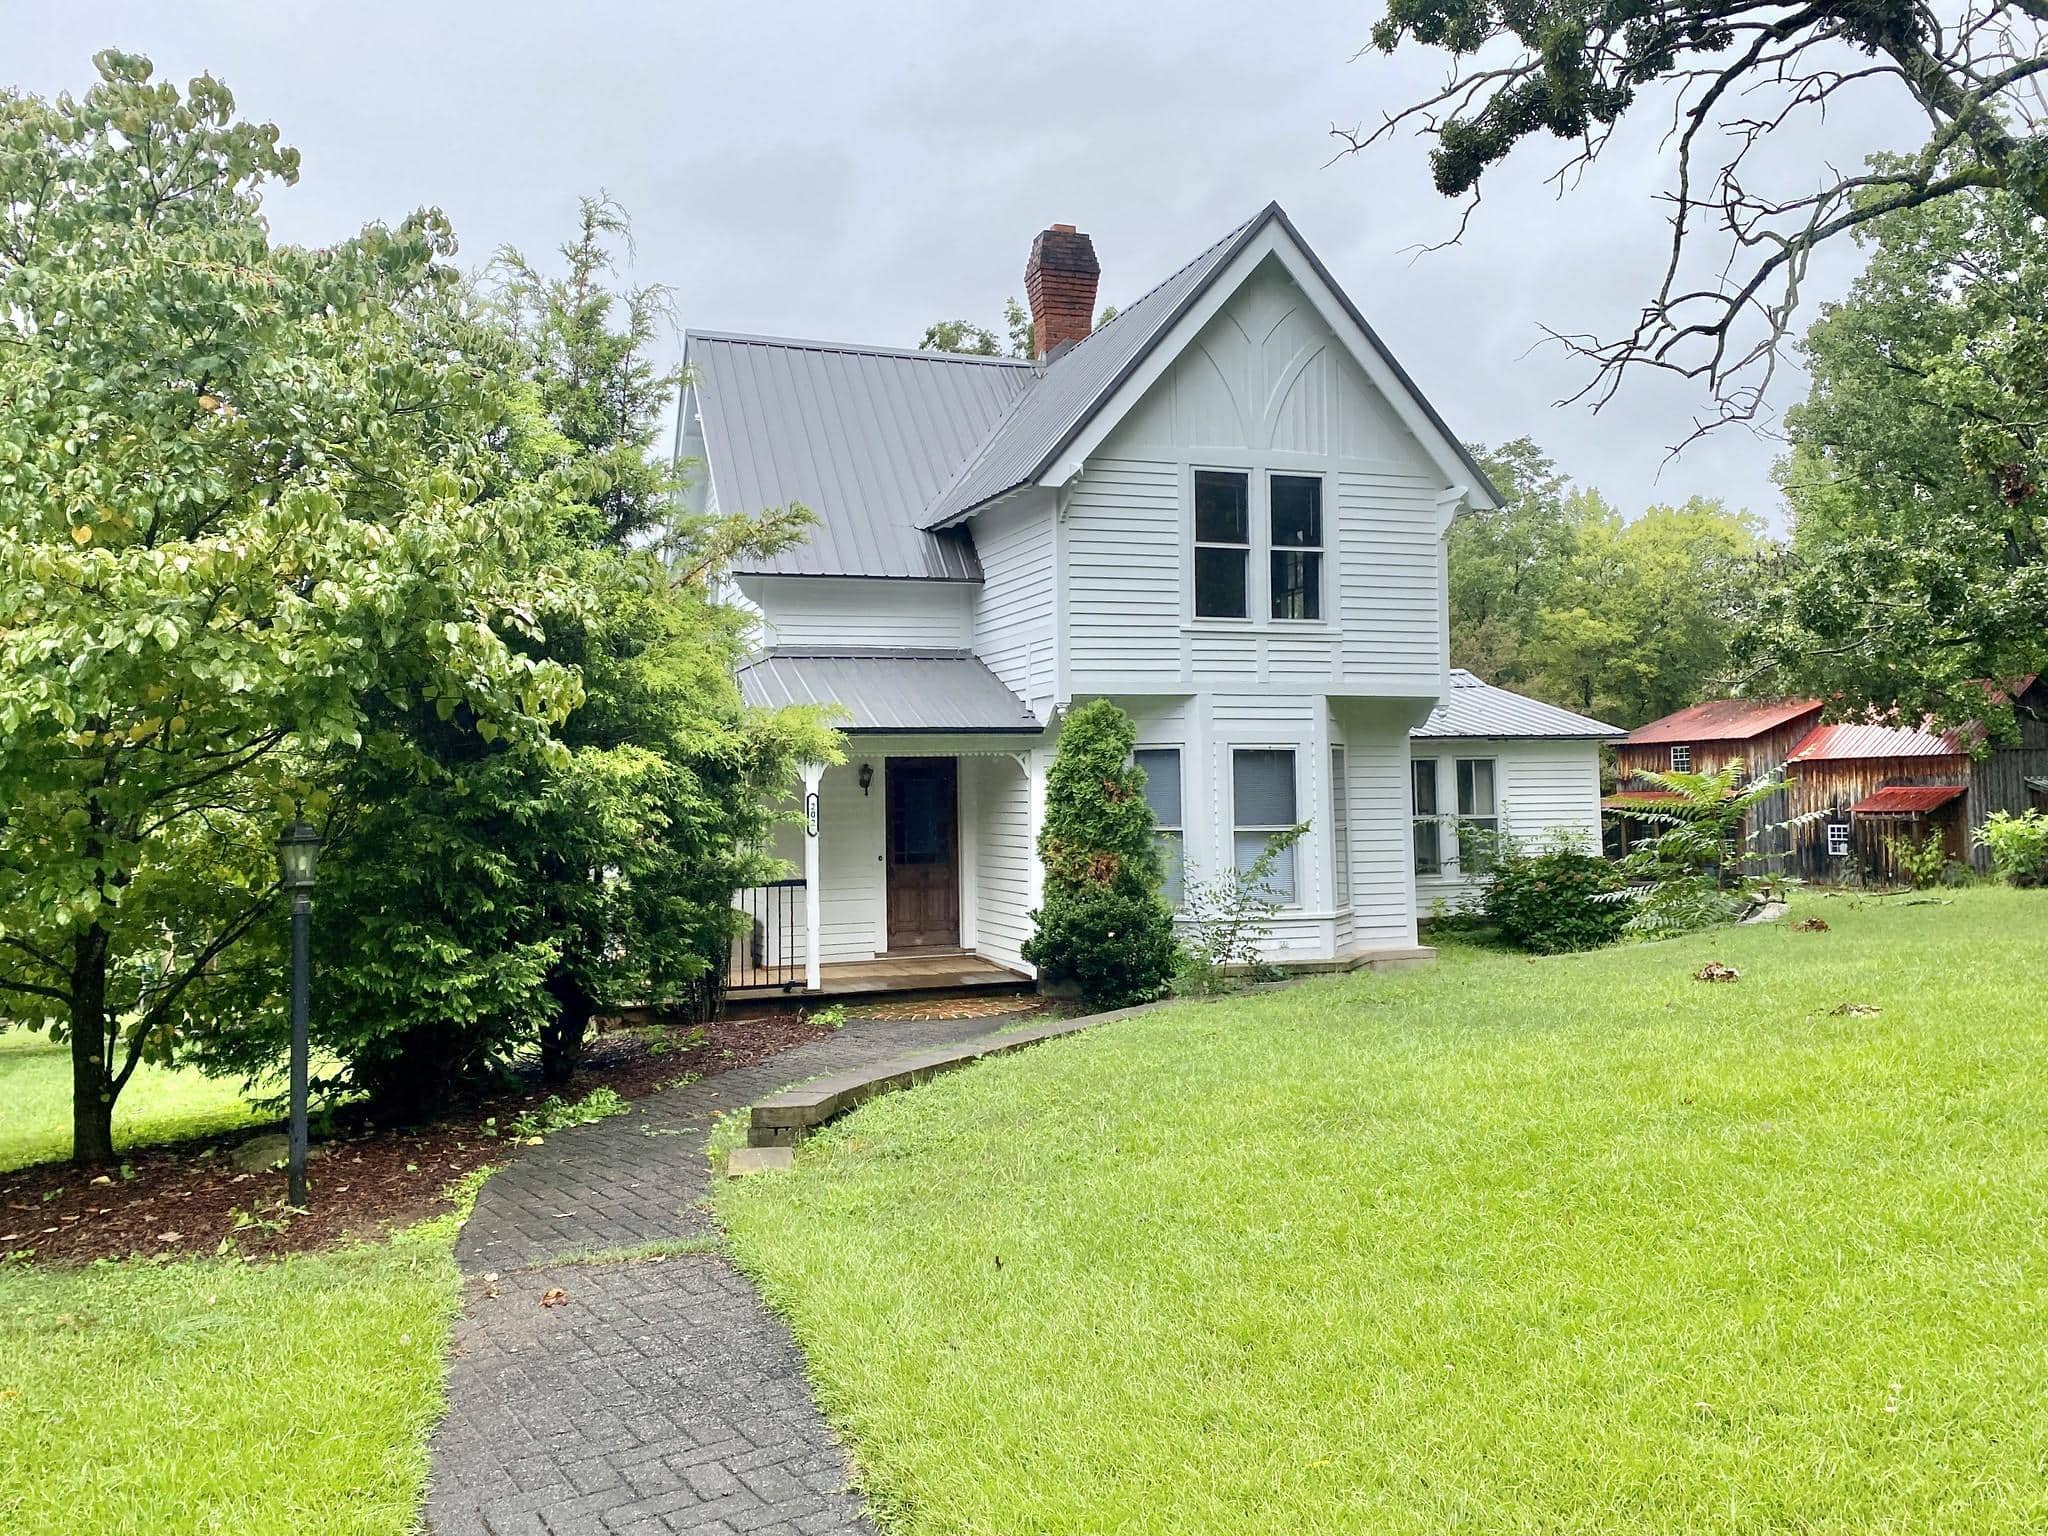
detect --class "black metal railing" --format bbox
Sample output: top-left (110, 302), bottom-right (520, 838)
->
top-left (730, 878), bottom-right (807, 992)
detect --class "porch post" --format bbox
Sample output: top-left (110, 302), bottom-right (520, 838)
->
top-left (801, 761), bottom-right (824, 992)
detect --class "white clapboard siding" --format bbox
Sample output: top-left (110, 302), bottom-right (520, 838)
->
top-left (750, 576), bottom-right (973, 650)
top-left (970, 498), bottom-right (1057, 712)
top-left (1335, 471), bottom-right (1443, 688)
top-left (1343, 718), bottom-right (1419, 947)
top-left (1412, 737), bottom-right (1607, 905)
top-left (970, 755), bottom-right (1036, 972)
top-left (1065, 458), bottom-right (1184, 683)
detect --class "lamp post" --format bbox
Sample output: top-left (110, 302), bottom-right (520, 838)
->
top-left (275, 819), bottom-right (321, 1209)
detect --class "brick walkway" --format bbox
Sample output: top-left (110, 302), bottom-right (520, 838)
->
top-left (427, 1013), bottom-right (1018, 1536)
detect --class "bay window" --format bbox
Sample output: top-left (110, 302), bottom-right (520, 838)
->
top-left (1134, 747), bottom-right (1184, 906)
top-left (1232, 748), bottom-right (1298, 904)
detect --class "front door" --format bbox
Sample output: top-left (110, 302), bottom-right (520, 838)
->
top-left (885, 757), bottom-right (959, 949)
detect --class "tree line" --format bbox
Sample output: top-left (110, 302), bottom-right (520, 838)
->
top-left (0, 54), bottom-right (834, 1165)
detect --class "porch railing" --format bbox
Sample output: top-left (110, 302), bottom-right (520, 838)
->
top-left (730, 878), bottom-right (807, 992)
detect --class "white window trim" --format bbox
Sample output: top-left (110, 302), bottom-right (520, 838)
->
top-left (1827, 821), bottom-right (1852, 857)
top-left (1183, 458), bottom-right (1338, 633)
top-left (1229, 744), bottom-right (1303, 909)
top-left (1670, 744), bottom-right (1693, 772)
top-left (1453, 755), bottom-right (1500, 873)
top-left (1267, 470), bottom-right (1326, 626)
top-left (1329, 744), bottom-right (1351, 909)
top-left (1411, 754), bottom-right (1444, 877)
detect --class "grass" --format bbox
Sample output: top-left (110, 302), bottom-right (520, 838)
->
top-left (0, 1031), bottom-right (269, 1173)
top-left (720, 888), bottom-right (2048, 1534)
top-left (0, 1175), bottom-right (479, 1536)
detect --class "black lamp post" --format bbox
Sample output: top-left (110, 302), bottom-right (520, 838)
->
top-left (275, 819), bottom-right (321, 1209)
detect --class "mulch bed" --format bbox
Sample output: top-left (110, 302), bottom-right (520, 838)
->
top-left (0, 1011), bottom-right (828, 1267)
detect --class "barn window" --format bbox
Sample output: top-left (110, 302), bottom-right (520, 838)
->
top-left (1827, 821), bottom-right (1851, 858)
top-left (1670, 744), bottom-right (1693, 772)
top-left (1194, 471), bottom-right (1250, 619)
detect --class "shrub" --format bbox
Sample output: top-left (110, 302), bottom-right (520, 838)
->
top-left (1977, 809), bottom-right (2048, 887)
top-left (1886, 830), bottom-right (1952, 890)
top-left (1480, 839), bottom-right (1631, 954)
top-left (1022, 701), bottom-right (1179, 1009)
top-left (1174, 823), bottom-right (1308, 994)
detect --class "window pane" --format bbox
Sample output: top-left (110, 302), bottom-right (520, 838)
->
top-left (1456, 758), bottom-right (1496, 817)
top-left (1155, 830), bottom-right (1185, 906)
top-left (1270, 550), bottom-right (1321, 621)
top-left (1271, 475), bottom-right (1322, 547)
top-left (1194, 471), bottom-right (1248, 545)
top-left (1413, 817), bottom-right (1441, 875)
top-left (1233, 831), bottom-right (1297, 903)
top-left (1194, 547), bottom-right (1247, 618)
top-left (1134, 748), bottom-right (1181, 828)
top-left (1331, 747), bottom-right (1351, 907)
top-left (1411, 759), bottom-right (1438, 816)
top-left (1233, 749), bottom-right (1296, 826)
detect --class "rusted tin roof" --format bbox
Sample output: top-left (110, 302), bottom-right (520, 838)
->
top-left (1849, 784), bottom-right (1967, 814)
top-left (1624, 698), bottom-right (1822, 745)
top-left (1602, 791), bottom-right (1687, 808)
top-left (1786, 722), bottom-right (1968, 762)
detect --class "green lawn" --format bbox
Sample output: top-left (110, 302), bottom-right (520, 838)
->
top-left (721, 888), bottom-right (2048, 1534)
top-left (0, 1031), bottom-right (269, 1173)
top-left (0, 1198), bottom-right (467, 1535)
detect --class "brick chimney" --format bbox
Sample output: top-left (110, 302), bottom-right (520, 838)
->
top-left (1024, 223), bottom-right (1100, 360)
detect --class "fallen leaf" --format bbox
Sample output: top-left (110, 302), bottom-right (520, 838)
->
top-left (157, 1231), bottom-right (183, 1243)
top-left (1793, 916), bottom-right (1830, 932)
top-left (539, 1288), bottom-right (569, 1308)
top-left (1694, 962), bottom-right (1741, 983)
top-left (1829, 1002), bottom-right (1881, 1017)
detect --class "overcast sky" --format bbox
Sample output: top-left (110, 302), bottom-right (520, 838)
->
top-left (17, 4), bottom-right (1919, 526)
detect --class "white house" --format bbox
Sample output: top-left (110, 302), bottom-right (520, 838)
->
top-left (674, 204), bottom-right (1615, 994)
top-left (1409, 670), bottom-right (1625, 915)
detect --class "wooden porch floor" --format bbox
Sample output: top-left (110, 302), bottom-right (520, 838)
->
top-left (727, 949), bottom-right (1032, 1004)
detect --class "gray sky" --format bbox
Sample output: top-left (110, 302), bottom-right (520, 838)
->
top-left (16, 3), bottom-right (1918, 526)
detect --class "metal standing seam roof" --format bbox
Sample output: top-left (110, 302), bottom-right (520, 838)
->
top-left (922, 202), bottom-right (1503, 528)
top-left (735, 648), bottom-right (1042, 734)
top-left (1785, 721), bottom-right (1970, 762)
top-left (1624, 698), bottom-right (1823, 745)
top-left (683, 333), bottom-right (1035, 580)
top-left (1848, 785), bottom-right (1968, 814)
top-left (1412, 670), bottom-right (1625, 740)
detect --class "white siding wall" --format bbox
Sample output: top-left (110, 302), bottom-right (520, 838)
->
top-left (968, 754), bottom-right (1035, 972)
top-left (969, 494), bottom-right (1059, 714)
top-left (1338, 704), bottom-right (1423, 949)
top-left (1411, 737), bottom-right (1606, 909)
top-left (1059, 259), bottom-right (1449, 700)
top-left (744, 576), bottom-right (973, 650)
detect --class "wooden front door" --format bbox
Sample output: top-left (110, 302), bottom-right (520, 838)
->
top-left (885, 757), bottom-right (959, 949)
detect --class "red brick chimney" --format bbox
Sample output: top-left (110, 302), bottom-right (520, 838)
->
top-left (1024, 223), bottom-right (1099, 360)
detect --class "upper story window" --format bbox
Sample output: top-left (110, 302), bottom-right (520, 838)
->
top-left (1193, 471), bottom-right (1250, 619)
top-left (1269, 475), bottom-right (1323, 621)
top-left (1134, 747), bottom-right (1184, 907)
top-left (1670, 744), bottom-right (1692, 772)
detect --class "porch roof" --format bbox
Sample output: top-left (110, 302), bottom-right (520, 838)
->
top-left (737, 647), bottom-right (1043, 735)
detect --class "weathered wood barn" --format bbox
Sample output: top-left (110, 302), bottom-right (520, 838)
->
top-left (1606, 697), bottom-right (1825, 857)
top-left (1613, 680), bottom-right (2048, 882)
top-left (1781, 676), bottom-right (2048, 881)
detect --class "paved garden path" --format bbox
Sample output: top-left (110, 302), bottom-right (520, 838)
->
top-left (427, 1011), bottom-right (1023, 1536)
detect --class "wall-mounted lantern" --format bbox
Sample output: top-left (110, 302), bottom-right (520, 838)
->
top-left (857, 763), bottom-right (874, 796)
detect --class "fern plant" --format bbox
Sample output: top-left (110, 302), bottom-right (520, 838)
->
top-left (1610, 764), bottom-right (1819, 937)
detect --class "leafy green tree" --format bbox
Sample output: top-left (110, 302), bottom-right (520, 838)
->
top-left (1740, 184), bottom-right (2047, 731)
top-left (197, 201), bottom-right (835, 1114)
top-left (0, 54), bottom-right (581, 1164)
top-left (1345, 0), bottom-right (2048, 429)
top-left (918, 319), bottom-right (1002, 356)
top-left (1023, 700), bottom-right (1178, 1009)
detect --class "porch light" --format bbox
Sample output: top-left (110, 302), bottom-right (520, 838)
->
top-left (858, 763), bottom-right (873, 795)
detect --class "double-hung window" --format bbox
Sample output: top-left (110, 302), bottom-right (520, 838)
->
top-left (1412, 758), bottom-right (1441, 875)
top-left (1232, 748), bottom-right (1298, 904)
top-left (1194, 471), bottom-right (1250, 619)
top-left (1134, 747), bottom-right (1184, 906)
top-left (1670, 744), bottom-right (1693, 773)
top-left (1455, 757), bottom-right (1498, 872)
top-left (1330, 746), bottom-right (1351, 907)
top-left (1827, 821), bottom-right (1851, 858)
top-left (1269, 475), bottom-right (1323, 621)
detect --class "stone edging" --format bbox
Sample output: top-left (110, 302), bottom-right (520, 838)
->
top-left (743, 996), bottom-right (1181, 1150)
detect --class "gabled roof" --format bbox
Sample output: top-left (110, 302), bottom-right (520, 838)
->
top-left (923, 202), bottom-right (1501, 528)
top-left (684, 334), bottom-right (1033, 580)
top-left (1785, 721), bottom-right (1970, 763)
top-left (1624, 698), bottom-right (1823, 746)
top-left (1412, 670), bottom-right (1624, 740)
top-left (735, 648), bottom-right (1041, 734)
top-left (683, 203), bottom-right (1502, 580)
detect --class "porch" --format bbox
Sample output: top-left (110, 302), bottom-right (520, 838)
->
top-left (726, 945), bottom-right (1034, 1004)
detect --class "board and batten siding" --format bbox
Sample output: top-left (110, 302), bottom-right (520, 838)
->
top-left (1059, 259), bottom-right (1449, 700)
top-left (969, 494), bottom-right (1058, 714)
top-left (743, 575), bottom-right (973, 651)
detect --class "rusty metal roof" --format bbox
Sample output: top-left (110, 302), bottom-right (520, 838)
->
top-left (1786, 722), bottom-right (1968, 763)
top-left (1849, 784), bottom-right (1967, 814)
top-left (1602, 791), bottom-right (1686, 808)
top-left (1624, 698), bottom-right (1822, 745)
